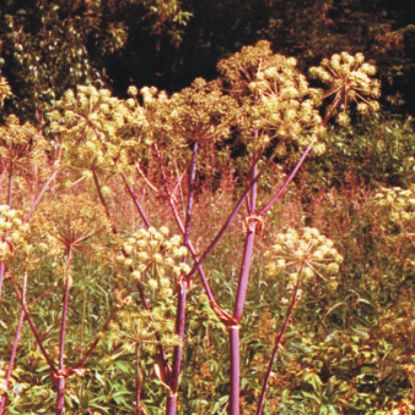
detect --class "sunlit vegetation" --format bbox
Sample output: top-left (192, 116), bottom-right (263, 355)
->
top-left (1, 2), bottom-right (415, 415)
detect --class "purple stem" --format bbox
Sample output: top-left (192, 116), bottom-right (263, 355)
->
top-left (56, 247), bottom-right (73, 415)
top-left (233, 162), bottom-right (258, 321)
top-left (229, 161), bottom-right (259, 415)
top-left (157, 151), bottom-right (235, 325)
top-left (166, 281), bottom-right (187, 415)
top-left (166, 141), bottom-right (198, 415)
top-left (186, 157), bottom-right (263, 279)
top-left (256, 271), bottom-right (303, 415)
top-left (0, 272), bottom-right (27, 414)
top-left (184, 142), bottom-right (198, 245)
top-left (135, 345), bottom-right (143, 415)
top-left (229, 326), bottom-right (241, 415)
top-left (166, 394), bottom-right (178, 415)
top-left (259, 143), bottom-right (313, 216)
top-left (121, 173), bottom-right (151, 228)
top-left (23, 169), bottom-right (59, 223)
top-left (10, 275), bottom-right (56, 371)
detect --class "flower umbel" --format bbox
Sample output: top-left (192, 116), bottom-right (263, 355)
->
top-left (0, 205), bottom-right (29, 262)
top-left (47, 85), bottom-right (150, 173)
top-left (309, 52), bottom-right (381, 125)
top-left (265, 227), bottom-right (343, 284)
top-left (119, 226), bottom-right (190, 284)
top-left (218, 40), bottom-right (326, 153)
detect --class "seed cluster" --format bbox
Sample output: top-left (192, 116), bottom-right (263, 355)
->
top-left (169, 78), bottom-right (235, 145)
top-left (33, 195), bottom-right (112, 255)
top-left (0, 115), bottom-right (48, 166)
top-left (265, 227), bottom-right (343, 284)
top-left (119, 226), bottom-right (190, 285)
top-left (0, 205), bottom-right (29, 262)
top-left (47, 85), bottom-right (150, 172)
top-left (218, 40), bottom-right (326, 153)
top-left (309, 52), bottom-right (381, 126)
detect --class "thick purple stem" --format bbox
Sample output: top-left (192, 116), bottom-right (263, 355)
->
top-left (234, 162), bottom-right (258, 321)
top-left (0, 272), bottom-right (27, 414)
top-left (121, 173), bottom-right (151, 228)
top-left (256, 271), bottom-right (303, 415)
top-left (166, 281), bottom-right (187, 415)
top-left (166, 394), bottom-right (178, 415)
top-left (166, 142), bottom-right (197, 415)
top-left (229, 161), bottom-right (258, 415)
top-left (184, 142), bottom-right (198, 244)
top-left (56, 247), bottom-right (73, 415)
top-left (229, 326), bottom-right (241, 415)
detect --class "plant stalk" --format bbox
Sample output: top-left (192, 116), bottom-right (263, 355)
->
top-left (229, 161), bottom-right (258, 415)
top-left (157, 151), bottom-right (235, 325)
top-left (10, 274), bottom-right (56, 371)
top-left (56, 246), bottom-right (74, 415)
top-left (0, 262), bottom-right (5, 303)
top-left (135, 344), bottom-right (143, 415)
top-left (0, 272), bottom-right (27, 414)
top-left (121, 173), bottom-right (151, 228)
top-left (256, 267), bottom-right (303, 415)
top-left (229, 325), bottom-right (241, 415)
top-left (166, 141), bottom-right (197, 415)
top-left (24, 168), bottom-right (59, 223)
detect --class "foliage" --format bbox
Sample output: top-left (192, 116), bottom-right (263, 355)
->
top-left (0, 30), bottom-right (413, 415)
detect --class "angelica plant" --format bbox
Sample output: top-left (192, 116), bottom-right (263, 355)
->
top-left (121, 75), bottom-right (237, 414)
top-left (33, 40), bottom-right (382, 415)
top-left (116, 226), bottom-right (189, 413)
top-left (256, 227), bottom-right (343, 414)
top-left (0, 115), bottom-right (49, 205)
top-left (20, 195), bottom-right (113, 415)
top-left (151, 41), bottom-right (380, 415)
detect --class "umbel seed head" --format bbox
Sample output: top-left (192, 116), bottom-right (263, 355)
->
top-left (0, 205), bottom-right (29, 262)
